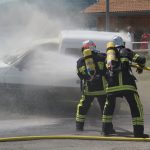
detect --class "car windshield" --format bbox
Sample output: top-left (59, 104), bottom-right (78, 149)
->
top-left (64, 48), bottom-right (81, 57)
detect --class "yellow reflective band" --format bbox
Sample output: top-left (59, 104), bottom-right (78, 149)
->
top-left (76, 118), bottom-right (85, 122)
top-left (102, 76), bottom-right (107, 90)
top-left (106, 85), bottom-right (137, 93)
top-left (76, 114), bottom-right (86, 119)
top-left (98, 61), bottom-right (104, 70)
top-left (132, 117), bottom-right (144, 125)
top-left (84, 90), bottom-right (106, 96)
top-left (102, 115), bottom-right (112, 123)
top-left (133, 53), bottom-right (140, 62)
top-left (132, 121), bottom-right (144, 125)
top-left (76, 114), bottom-right (86, 122)
top-left (77, 95), bottom-right (85, 115)
top-left (134, 93), bottom-right (144, 119)
top-left (102, 115), bottom-right (112, 119)
top-left (79, 66), bottom-right (86, 75)
top-left (120, 58), bottom-right (129, 62)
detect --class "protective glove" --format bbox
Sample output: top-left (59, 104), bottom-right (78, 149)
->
top-left (136, 67), bottom-right (143, 74)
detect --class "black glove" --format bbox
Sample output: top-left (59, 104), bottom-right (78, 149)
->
top-left (136, 67), bottom-right (143, 74)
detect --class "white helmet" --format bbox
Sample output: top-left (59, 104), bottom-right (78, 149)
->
top-left (112, 36), bottom-right (124, 47)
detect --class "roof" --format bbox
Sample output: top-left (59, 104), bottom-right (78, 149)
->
top-left (83, 0), bottom-right (150, 13)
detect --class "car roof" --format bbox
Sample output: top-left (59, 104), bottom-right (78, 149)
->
top-left (59, 30), bottom-right (131, 53)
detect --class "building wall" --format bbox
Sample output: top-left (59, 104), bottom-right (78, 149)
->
top-left (118, 15), bottom-right (150, 31)
top-left (97, 15), bottom-right (150, 33)
top-left (97, 16), bottom-right (119, 31)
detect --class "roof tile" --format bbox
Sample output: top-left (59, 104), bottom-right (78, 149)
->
top-left (83, 0), bottom-right (150, 13)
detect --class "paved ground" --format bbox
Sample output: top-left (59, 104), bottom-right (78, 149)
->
top-left (0, 113), bottom-right (150, 150)
top-left (0, 71), bottom-right (150, 150)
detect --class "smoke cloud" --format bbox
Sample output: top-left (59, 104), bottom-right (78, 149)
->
top-left (0, 0), bottom-right (85, 58)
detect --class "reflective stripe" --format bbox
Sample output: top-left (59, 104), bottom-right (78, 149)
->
top-left (97, 61), bottom-right (104, 70)
top-left (132, 93), bottom-right (144, 126)
top-left (102, 76), bottom-right (107, 90)
top-left (134, 93), bottom-right (143, 117)
top-left (120, 58), bottom-right (129, 62)
top-left (132, 117), bottom-right (144, 126)
top-left (76, 95), bottom-right (86, 122)
top-left (119, 72), bottom-right (123, 85)
top-left (133, 53), bottom-right (140, 62)
top-left (76, 95), bottom-right (85, 116)
top-left (79, 66), bottom-right (86, 75)
top-left (84, 90), bottom-right (106, 96)
top-left (76, 114), bottom-right (86, 122)
top-left (102, 115), bottom-right (112, 123)
top-left (106, 85), bottom-right (137, 93)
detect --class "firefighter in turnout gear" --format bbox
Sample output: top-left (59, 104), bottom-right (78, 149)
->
top-left (102, 36), bottom-right (149, 138)
top-left (76, 40), bottom-right (115, 132)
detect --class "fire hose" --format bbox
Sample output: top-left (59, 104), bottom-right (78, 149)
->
top-left (131, 64), bottom-right (150, 71)
top-left (0, 135), bottom-right (150, 142)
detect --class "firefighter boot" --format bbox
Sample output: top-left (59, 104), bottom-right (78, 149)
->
top-left (101, 122), bottom-right (116, 136)
top-left (76, 121), bottom-right (84, 131)
top-left (134, 125), bottom-right (149, 138)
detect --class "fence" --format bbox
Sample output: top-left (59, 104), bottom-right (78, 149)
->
top-left (132, 41), bottom-right (150, 59)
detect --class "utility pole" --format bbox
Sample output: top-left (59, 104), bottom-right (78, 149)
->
top-left (106, 0), bottom-right (110, 31)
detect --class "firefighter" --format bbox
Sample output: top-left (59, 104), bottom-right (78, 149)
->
top-left (102, 36), bottom-right (149, 138)
top-left (76, 40), bottom-right (115, 132)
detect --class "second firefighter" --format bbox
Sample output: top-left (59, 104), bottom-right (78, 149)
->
top-left (102, 36), bottom-right (149, 138)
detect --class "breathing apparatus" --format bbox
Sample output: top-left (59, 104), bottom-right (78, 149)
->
top-left (106, 41), bottom-right (121, 77)
top-left (106, 41), bottom-right (116, 70)
top-left (82, 49), bottom-right (96, 79)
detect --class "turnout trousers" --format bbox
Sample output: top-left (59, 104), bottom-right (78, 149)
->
top-left (102, 90), bottom-right (145, 137)
top-left (76, 94), bottom-right (106, 123)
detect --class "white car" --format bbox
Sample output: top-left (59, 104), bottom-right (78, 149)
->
top-left (0, 30), bottom-right (132, 115)
top-left (0, 39), bottom-right (80, 115)
top-left (59, 30), bottom-right (132, 54)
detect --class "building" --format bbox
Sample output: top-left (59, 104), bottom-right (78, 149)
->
top-left (65, 0), bottom-right (97, 11)
top-left (83, 0), bottom-right (150, 36)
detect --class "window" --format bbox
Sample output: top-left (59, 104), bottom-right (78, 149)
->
top-left (64, 48), bottom-right (82, 57)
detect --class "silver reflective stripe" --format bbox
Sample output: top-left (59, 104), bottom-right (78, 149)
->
top-left (119, 72), bottom-right (123, 85)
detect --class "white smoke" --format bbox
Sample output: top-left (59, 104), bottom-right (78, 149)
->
top-left (0, 0), bottom-right (85, 58)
